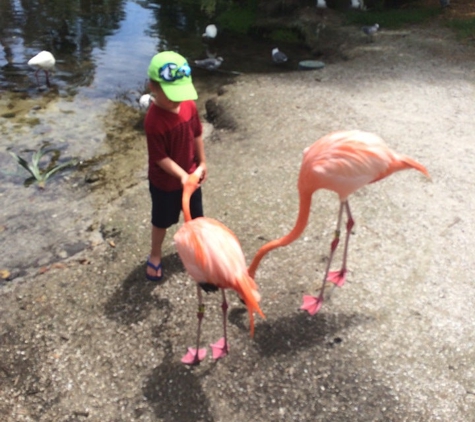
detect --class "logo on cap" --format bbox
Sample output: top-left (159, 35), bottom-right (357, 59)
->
top-left (159, 62), bottom-right (192, 82)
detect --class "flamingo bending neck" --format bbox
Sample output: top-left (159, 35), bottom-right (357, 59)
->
top-left (182, 172), bottom-right (201, 222)
top-left (248, 191), bottom-right (312, 278)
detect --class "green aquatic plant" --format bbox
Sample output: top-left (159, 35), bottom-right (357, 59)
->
top-left (9, 146), bottom-right (77, 189)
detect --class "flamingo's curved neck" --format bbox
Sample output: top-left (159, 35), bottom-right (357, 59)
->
top-left (182, 188), bottom-right (193, 222)
top-left (248, 191), bottom-right (312, 277)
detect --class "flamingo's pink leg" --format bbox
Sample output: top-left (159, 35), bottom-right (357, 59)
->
top-left (182, 286), bottom-right (207, 365)
top-left (327, 201), bottom-right (354, 287)
top-left (302, 201), bottom-right (346, 315)
top-left (210, 290), bottom-right (229, 360)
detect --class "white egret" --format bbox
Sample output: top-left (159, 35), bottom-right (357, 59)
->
top-left (28, 51), bottom-right (55, 87)
top-left (202, 24), bottom-right (217, 39)
top-left (316, 0), bottom-right (327, 8)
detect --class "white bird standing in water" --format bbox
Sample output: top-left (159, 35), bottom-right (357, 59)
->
top-left (316, 0), bottom-right (327, 8)
top-left (202, 24), bottom-right (217, 39)
top-left (28, 51), bottom-right (55, 87)
top-left (272, 48), bottom-right (288, 64)
top-left (351, 0), bottom-right (361, 8)
top-left (194, 56), bottom-right (223, 70)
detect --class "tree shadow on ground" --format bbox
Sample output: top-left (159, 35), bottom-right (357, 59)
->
top-left (218, 311), bottom-right (405, 421)
top-left (143, 342), bottom-right (215, 422)
top-left (103, 252), bottom-right (184, 325)
top-left (257, 311), bottom-right (370, 356)
top-left (230, 308), bottom-right (370, 357)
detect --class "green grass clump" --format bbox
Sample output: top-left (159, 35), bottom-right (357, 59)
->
top-left (9, 146), bottom-right (77, 189)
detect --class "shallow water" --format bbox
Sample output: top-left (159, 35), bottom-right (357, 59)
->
top-left (1, 0), bottom-right (311, 158)
top-left (0, 0), bottom-right (311, 279)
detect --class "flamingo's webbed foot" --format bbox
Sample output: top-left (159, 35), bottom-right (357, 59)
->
top-left (210, 337), bottom-right (229, 360)
top-left (327, 269), bottom-right (347, 287)
top-left (181, 347), bottom-right (207, 365)
top-left (300, 295), bottom-right (323, 315)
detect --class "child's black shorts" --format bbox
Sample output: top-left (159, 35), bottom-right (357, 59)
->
top-left (149, 182), bottom-right (203, 229)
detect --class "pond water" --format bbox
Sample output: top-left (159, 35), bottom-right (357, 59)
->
top-left (0, 0), bottom-right (313, 161)
top-left (0, 0), bottom-right (311, 280)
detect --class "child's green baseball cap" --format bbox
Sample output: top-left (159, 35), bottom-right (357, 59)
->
top-left (147, 51), bottom-right (197, 102)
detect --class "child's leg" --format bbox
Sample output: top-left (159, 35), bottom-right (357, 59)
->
top-left (147, 225), bottom-right (166, 278)
top-left (147, 183), bottom-right (181, 279)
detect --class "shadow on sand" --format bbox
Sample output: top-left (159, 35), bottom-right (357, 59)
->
top-left (103, 252), bottom-right (184, 325)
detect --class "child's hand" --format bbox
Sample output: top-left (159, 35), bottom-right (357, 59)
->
top-left (198, 163), bottom-right (208, 183)
top-left (191, 165), bottom-right (206, 184)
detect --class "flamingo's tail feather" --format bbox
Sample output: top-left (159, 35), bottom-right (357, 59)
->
top-left (236, 274), bottom-right (265, 337)
top-left (373, 155), bottom-right (430, 184)
top-left (401, 156), bottom-right (430, 178)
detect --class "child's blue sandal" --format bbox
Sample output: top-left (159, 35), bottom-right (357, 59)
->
top-left (146, 258), bottom-right (163, 281)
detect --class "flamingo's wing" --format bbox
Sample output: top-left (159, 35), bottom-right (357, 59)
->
top-left (174, 217), bottom-right (249, 289)
top-left (299, 130), bottom-right (401, 199)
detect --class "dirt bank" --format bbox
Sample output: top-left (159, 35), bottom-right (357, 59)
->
top-left (1, 18), bottom-right (475, 422)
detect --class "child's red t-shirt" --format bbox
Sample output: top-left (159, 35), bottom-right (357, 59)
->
top-left (145, 100), bottom-right (202, 191)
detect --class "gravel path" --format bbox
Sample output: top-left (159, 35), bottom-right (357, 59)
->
top-left (1, 23), bottom-right (475, 421)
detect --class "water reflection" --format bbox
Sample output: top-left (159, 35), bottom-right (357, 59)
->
top-left (0, 0), bottom-right (216, 94)
top-left (0, 0), bottom-right (126, 91)
top-left (1, 0), bottom-right (308, 94)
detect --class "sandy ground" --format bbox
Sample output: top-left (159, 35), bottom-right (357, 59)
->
top-left (1, 20), bottom-right (475, 422)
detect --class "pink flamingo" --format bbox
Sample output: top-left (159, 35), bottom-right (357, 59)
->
top-left (174, 168), bottom-right (265, 365)
top-left (248, 130), bottom-right (430, 315)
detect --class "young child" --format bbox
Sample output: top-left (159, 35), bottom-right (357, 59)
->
top-left (144, 51), bottom-right (207, 281)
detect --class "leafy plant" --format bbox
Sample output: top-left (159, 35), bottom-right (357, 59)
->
top-left (9, 146), bottom-right (77, 189)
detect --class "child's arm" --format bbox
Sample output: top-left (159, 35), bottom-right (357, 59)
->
top-left (157, 157), bottom-right (190, 186)
top-left (194, 134), bottom-right (207, 182)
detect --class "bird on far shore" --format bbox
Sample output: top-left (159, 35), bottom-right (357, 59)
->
top-left (316, 0), bottom-right (327, 8)
top-left (272, 48), bottom-right (288, 64)
top-left (174, 167), bottom-right (265, 365)
top-left (139, 94), bottom-right (152, 109)
top-left (316, 0), bottom-right (327, 17)
top-left (28, 51), bottom-right (55, 87)
top-left (202, 24), bottom-right (217, 39)
top-left (194, 56), bottom-right (223, 70)
top-left (248, 129), bottom-right (430, 316)
top-left (362, 23), bottom-right (379, 42)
